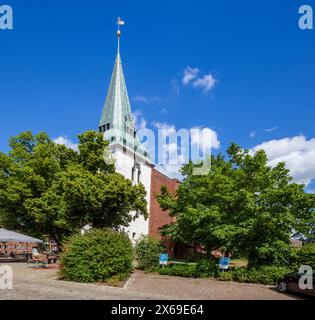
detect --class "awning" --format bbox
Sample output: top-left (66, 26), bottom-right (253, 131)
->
top-left (0, 228), bottom-right (43, 243)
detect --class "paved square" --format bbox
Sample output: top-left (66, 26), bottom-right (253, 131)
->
top-left (0, 263), bottom-right (299, 300)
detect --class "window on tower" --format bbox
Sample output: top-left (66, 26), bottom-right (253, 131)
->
top-left (137, 170), bottom-right (141, 184)
top-left (131, 167), bottom-right (135, 182)
top-left (99, 125), bottom-right (106, 133)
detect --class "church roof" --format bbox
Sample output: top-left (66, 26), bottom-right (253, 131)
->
top-left (99, 52), bottom-right (133, 131)
top-left (99, 27), bottom-right (150, 162)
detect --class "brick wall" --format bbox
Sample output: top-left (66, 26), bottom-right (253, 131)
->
top-left (149, 168), bottom-right (179, 256)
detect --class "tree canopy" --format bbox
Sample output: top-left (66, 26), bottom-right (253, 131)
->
top-left (0, 130), bottom-right (147, 243)
top-left (158, 143), bottom-right (315, 266)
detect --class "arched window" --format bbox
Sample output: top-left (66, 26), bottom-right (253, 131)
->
top-left (131, 167), bottom-right (135, 182)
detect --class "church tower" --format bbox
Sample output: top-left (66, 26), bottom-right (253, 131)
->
top-left (99, 18), bottom-right (152, 242)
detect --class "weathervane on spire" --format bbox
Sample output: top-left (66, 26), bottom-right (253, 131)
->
top-left (116, 17), bottom-right (125, 38)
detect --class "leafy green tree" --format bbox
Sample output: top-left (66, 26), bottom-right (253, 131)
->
top-left (296, 243), bottom-right (315, 266)
top-left (0, 130), bottom-right (147, 243)
top-left (158, 143), bottom-right (315, 266)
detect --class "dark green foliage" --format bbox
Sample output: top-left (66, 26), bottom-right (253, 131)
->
top-left (181, 252), bottom-right (208, 263)
top-left (159, 263), bottom-right (196, 278)
top-left (195, 259), bottom-right (220, 278)
top-left (60, 229), bottom-right (133, 283)
top-left (155, 262), bottom-right (290, 285)
top-left (158, 260), bottom-right (219, 278)
top-left (218, 266), bottom-right (291, 285)
top-left (158, 143), bottom-right (315, 267)
top-left (135, 236), bottom-right (165, 270)
top-left (247, 240), bottom-right (297, 268)
top-left (218, 271), bottom-right (234, 281)
top-left (296, 243), bottom-right (315, 266)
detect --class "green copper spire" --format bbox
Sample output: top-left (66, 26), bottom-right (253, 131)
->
top-left (99, 19), bottom-right (150, 161)
top-left (99, 52), bottom-right (133, 132)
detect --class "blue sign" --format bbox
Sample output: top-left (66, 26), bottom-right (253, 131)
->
top-left (219, 257), bottom-right (230, 270)
top-left (159, 253), bottom-right (168, 265)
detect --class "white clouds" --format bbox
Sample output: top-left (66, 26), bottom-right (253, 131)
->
top-left (132, 110), bottom-right (148, 130)
top-left (133, 95), bottom-right (162, 104)
top-left (265, 126), bottom-right (278, 133)
top-left (250, 131), bottom-right (256, 138)
top-left (171, 78), bottom-right (180, 94)
top-left (191, 127), bottom-right (220, 150)
top-left (152, 121), bottom-right (176, 136)
top-left (182, 66), bottom-right (200, 85)
top-left (54, 136), bottom-right (78, 152)
top-left (181, 66), bottom-right (217, 94)
top-left (193, 74), bottom-right (216, 94)
top-left (251, 135), bottom-right (315, 185)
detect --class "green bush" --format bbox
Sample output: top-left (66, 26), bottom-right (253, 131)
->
top-left (218, 271), bottom-right (233, 281)
top-left (253, 266), bottom-right (291, 284)
top-left (159, 263), bottom-right (196, 277)
top-left (181, 252), bottom-right (207, 262)
top-left (135, 236), bottom-right (165, 270)
top-left (296, 243), bottom-right (315, 266)
top-left (217, 266), bottom-right (291, 285)
top-left (195, 259), bottom-right (220, 278)
top-left (60, 229), bottom-right (133, 282)
top-left (158, 260), bottom-right (219, 278)
top-left (154, 259), bottom-right (291, 285)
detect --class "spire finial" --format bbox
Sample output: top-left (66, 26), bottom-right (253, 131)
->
top-left (116, 17), bottom-right (125, 54)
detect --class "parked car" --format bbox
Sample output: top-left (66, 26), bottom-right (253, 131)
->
top-left (278, 267), bottom-right (315, 298)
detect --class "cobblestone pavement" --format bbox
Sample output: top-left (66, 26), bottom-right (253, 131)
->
top-left (0, 263), bottom-right (299, 300)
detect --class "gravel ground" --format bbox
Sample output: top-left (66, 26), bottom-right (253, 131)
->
top-left (0, 263), bottom-right (299, 300)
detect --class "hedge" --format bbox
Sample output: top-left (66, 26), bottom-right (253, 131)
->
top-left (220, 266), bottom-right (291, 285)
top-left (157, 262), bottom-right (291, 285)
top-left (158, 260), bottom-right (220, 278)
top-left (135, 236), bottom-right (165, 270)
top-left (159, 263), bottom-right (196, 277)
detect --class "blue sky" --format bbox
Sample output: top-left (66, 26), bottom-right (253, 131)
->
top-left (1, 0), bottom-right (315, 187)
